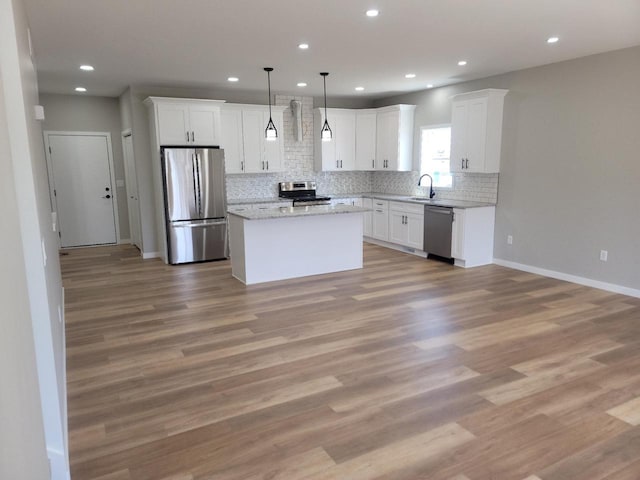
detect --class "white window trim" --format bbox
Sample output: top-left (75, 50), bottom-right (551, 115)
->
top-left (419, 124), bottom-right (453, 189)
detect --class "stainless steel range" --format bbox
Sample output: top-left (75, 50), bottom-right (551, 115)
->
top-left (278, 181), bottom-right (331, 206)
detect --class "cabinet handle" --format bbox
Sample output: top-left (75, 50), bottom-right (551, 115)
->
top-left (465, 158), bottom-right (469, 169)
top-left (340, 160), bottom-right (343, 168)
top-left (336, 160), bottom-right (339, 168)
top-left (186, 131), bottom-right (190, 142)
top-left (191, 131), bottom-right (195, 142)
top-left (241, 161), bottom-right (244, 171)
top-left (266, 161), bottom-right (269, 170)
top-left (372, 159), bottom-right (375, 168)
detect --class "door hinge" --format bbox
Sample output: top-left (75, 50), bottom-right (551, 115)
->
top-left (58, 231), bottom-right (61, 238)
top-left (53, 189), bottom-right (57, 196)
top-left (49, 146), bottom-right (51, 154)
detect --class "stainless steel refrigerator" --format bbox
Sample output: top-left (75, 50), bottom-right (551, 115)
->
top-left (161, 147), bottom-right (227, 264)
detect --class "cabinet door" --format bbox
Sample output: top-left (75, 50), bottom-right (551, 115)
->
top-left (450, 101), bottom-right (468, 173)
top-left (406, 213), bottom-right (425, 250)
top-left (371, 200), bottom-right (389, 240)
top-left (355, 111), bottom-right (377, 170)
top-left (362, 198), bottom-right (372, 236)
top-left (451, 208), bottom-right (466, 259)
top-left (376, 110), bottom-right (399, 170)
top-left (241, 109), bottom-right (265, 173)
top-left (157, 103), bottom-right (190, 145)
top-left (263, 110), bottom-right (284, 172)
top-left (334, 111), bottom-right (356, 170)
top-left (189, 104), bottom-right (221, 146)
top-left (389, 212), bottom-right (407, 245)
top-left (220, 108), bottom-right (244, 174)
top-left (465, 97), bottom-right (488, 172)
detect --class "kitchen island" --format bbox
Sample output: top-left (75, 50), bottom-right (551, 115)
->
top-left (228, 205), bottom-right (369, 285)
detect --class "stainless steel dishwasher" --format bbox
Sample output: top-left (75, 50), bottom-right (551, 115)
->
top-left (423, 206), bottom-right (454, 259)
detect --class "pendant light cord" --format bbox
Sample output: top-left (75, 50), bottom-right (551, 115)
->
top-left (267, 70), bottom-right (273, 117)
top-left (323, 75), bottom-right (328, 116)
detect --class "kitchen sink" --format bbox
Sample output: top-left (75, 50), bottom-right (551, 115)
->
top-left (408, 197), bottom-right (454, 206)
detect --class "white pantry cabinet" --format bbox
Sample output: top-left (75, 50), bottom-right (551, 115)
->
top-left (375, 105), bottom-right (416, 171)
top-left (314, 108), bottom-right (356, 171)
top-left (450, 89), bottom-right (508, 173)
top-left (220, 104), bottom-right (285, 174)
top-left (355, 110), bottom-right (377, 170)
top-left (146, 97), bottom-right (225, 146)
top-left (451, 206), bottom-right (495, 267)
top-left (389, 201), bottom-right (424, 250)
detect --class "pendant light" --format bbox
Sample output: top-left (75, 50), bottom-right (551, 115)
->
top-left (320, 72), bottom-right (332, 142)
top-left (264, 67), bottom-right (277, 141)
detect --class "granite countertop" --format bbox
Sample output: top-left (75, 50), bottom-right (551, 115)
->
top-left (364, 193), bottom-right (495, 209)
top-left (227, 197), bottom-right (292, 206)
top-left (228, 204), bottom-right (370, 220)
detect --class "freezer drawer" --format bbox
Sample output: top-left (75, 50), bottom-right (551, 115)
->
top-left (168, 219), bottom-right (227, 264)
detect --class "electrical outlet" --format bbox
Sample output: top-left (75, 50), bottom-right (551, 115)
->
top-left (600, 250), bottom-right (608, 262)
top-left (507, 235), bottom-right (513, 245)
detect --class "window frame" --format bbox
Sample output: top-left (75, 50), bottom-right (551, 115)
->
top-left (419, 123), bottom-right (453, 189)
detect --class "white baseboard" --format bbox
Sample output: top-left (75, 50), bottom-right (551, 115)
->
top-left (493, 258), bottom-right (640, 299)
top-left (118, 238), bottom-right (131, 245)
top-left (142, 251), bottom-right (161, 260)
top-left (48, 447), bottom-right (70, 480)
top-left (364, 237), bottom-right (427, 258)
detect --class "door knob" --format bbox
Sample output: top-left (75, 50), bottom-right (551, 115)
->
top-left (105, 187), bottom-right (110, 191)
top-left (103, 194), bottom-right (111, 199)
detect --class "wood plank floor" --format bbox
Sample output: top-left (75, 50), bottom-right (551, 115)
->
top-left (62, 244), bottom-right (640, 480)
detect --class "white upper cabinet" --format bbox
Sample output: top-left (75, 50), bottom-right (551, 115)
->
top-left (220, 104), bottom-right (285, 174)
top-left (355, 110), bottom-right (377, 170)
top-left (219, 107), bottom-right (244, 174)
top-left (315, 105), bottom-right (415, 172)
top-left (450, 89), bottom-right (508, 173)
top-left (375, 105), bottom-right (415, 171)
top-left (148, 98), bottom-right (224, 146)
top-left (314, 108), bottom-right (356, 171)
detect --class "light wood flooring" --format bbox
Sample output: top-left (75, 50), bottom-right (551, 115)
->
top-left (62, 244), bottom-right (640, 480)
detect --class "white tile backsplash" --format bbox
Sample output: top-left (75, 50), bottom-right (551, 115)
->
top-left (226, 95), bottom-right (499, 203)
top-left (373, 171), bottom-right (499, 203)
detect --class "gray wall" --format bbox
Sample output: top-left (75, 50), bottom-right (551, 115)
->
top-left (376, 45), bottom-right (640, 290)
top-left (40, 93), bottom-right (131, 240)
top-left (1, 0), bottom-right (68, 476)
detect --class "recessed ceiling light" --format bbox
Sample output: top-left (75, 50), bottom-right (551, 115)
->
top-left (427, 84), bottom-right (434, 89)
top-left (355, 86), bottom-right (365, 91)
top-left (298, 43), bottom-right (309, 50)
top-left (79, 65), bottom-right (94, 71)
top-left (297, 82), bottom-right (307, 87)
top-left (75, 87), bottom-right (87, 92)
top-left (458, 60), bottom-right (467, 66)
top-left (405, 73), bottom-right (416, 79)
top-left (366, 9), bottom-right (379, 17)
top-left (227, 77), bottom-right (239, 82)
top-left (547, 36), bottom-right (560, 44)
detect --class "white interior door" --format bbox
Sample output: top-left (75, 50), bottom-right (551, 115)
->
top-left (122, 133), bottom-right (142, 249)
top-left (47, 133), bottom-right (117, 247)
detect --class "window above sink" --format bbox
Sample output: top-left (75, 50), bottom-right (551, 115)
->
top-left (420, 125), bottom-right (452, 188)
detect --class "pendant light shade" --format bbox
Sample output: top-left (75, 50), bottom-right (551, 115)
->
top-left (320, 72), bottom-right (332, 142)
top-left (264, 67), bottom-right (277, 141)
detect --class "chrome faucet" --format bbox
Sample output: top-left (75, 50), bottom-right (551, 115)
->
top-left (418, 174), bottom-right (436, 198)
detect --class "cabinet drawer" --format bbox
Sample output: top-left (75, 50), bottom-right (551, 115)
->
top-left (371, 199), bottom-right (389, 211)
top-left (390, 201), bottom-right (424, 215)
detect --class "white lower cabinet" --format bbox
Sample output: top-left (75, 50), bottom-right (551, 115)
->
top-left (451, 206), bottom-right (495, 267)
top-left (362, 198), bottom-right (372, 236)
top-left (371, 199), bottom-right (389, 240)
top-left (389, 201), bottom-right (424, 249)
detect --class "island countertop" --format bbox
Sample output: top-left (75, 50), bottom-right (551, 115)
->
top-left (227, 204), bottom-right (370, 220)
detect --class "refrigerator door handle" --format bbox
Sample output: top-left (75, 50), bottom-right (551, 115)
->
top-left (172, 219), bottom-right (227, 228)
top-left (195, 153), bottom-right (202, 218)
top-left (191, 154), bottom-right (198, 214)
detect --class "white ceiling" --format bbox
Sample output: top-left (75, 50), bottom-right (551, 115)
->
top-left (24, 0), bottom-right (640, 99)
